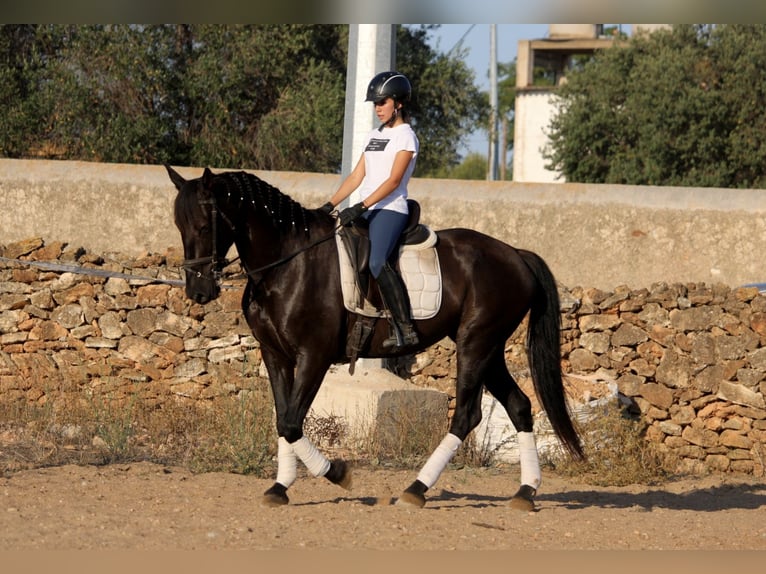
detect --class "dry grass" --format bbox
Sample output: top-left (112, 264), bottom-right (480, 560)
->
top-left (2, 384), bottom-right (676, 487)
top-left (303, 394), bottom-right (452, 469)
top-left (544, 400), bottom-right (677, 486)
top-left (0, 383), bottom-right (278, 478)
top-left (363, 394), bottom-right (450, 468)
top-left (0, 383), bottom-right (453, 477)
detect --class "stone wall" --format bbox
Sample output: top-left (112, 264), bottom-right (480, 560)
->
top-left (0, 238), bottom-right (263, 408)
top-left (394, 281), bottom-right (766, 477)
top-left (1, 238), bottom-right (765, 476)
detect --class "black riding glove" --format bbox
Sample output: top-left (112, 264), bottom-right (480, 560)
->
top-left (338, 202), bottom-right (368, 226)
top-left (319, 202), bottom-right (334, 214)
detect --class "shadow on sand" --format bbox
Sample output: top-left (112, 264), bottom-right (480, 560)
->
top-left (422, 481), bottom-right (766, 512)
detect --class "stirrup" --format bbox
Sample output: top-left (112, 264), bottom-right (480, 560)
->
top-left (382, 323), bottom-right (419, 350)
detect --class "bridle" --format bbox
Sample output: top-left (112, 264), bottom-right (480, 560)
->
top-left (181, 191), bottom-right (339, 288)
top-left (181, 197), bottom-right (235, 283)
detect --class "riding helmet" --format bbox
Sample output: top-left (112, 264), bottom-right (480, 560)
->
top-left (365, 71), bottom-right (412, 104)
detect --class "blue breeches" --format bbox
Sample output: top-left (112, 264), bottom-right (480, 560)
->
top-left (363, 208), bottom-right (408, 278)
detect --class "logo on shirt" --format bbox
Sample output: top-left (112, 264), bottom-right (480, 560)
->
top-left (365, 138), bottom-right (389, 152)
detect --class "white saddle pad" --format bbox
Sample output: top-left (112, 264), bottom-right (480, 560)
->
top-left (335, 228), bottom-right (442, 319)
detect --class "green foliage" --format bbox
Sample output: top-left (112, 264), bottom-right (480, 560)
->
top-left (178, 25), bottom-right (347, 171)
top-left (450, 153), bottom-right (490, 180)
top-left (545, 24), bottom-right (766, 188)
top-left (0, 24), bottom-right (487, 176)
top-left (429, 152), bottom-right (489, 180)
top-left (42, 25), bottom-right (181, 164)
top-left (0, 25), bottom-right (59, 157)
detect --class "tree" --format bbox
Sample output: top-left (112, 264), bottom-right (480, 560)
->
top-left (428, 152), bottom-right (488, 180)
top-left (0, 24), bottom-right (487, 176)
top-left (0, 25), bottom-right (64, 157)
top-left (39, 25), bottom-right (183, 164)
top-left (544, 24), bottom-right (766, 188)
top-left (455, 153), bottom-right (492, 180)
top-left (175, 25), bottom-right (348, 171)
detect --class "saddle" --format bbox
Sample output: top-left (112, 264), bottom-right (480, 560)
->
top-left (339, 199), bottom-right (432, 301)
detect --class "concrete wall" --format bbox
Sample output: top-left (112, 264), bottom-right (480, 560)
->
top-left (3, 158), bottom-right (766, 291)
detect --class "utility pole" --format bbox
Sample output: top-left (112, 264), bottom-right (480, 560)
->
top-left (342, 24), bottom-right (396, 202)
top-left (342, 24), bottom-right (396, 371)
top-left (487, 24), bottom-right (499, 181)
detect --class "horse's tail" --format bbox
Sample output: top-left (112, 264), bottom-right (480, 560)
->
top-left (519, 249), bottom-right (585, 461)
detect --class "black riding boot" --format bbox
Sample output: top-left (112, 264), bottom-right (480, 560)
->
top-left (376, 263), bottom-right (419, 350)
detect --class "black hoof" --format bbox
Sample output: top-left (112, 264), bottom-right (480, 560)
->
top-left (509, 484), bottom-right (537, 512)
top-left (396, 480), bottom-right (427, 508)
top-left (325, 459), bottom-right (352, 490)
top-left (262, 482), bottom-right (289, 507)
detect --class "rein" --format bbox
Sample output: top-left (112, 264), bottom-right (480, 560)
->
top-left (239, 229), bottom-right (338, 278)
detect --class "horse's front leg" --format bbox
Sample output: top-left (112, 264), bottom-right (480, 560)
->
top-left (260, 349), bottom-right (297, 507)
top-left (261, 349), bottom-right (351, 507)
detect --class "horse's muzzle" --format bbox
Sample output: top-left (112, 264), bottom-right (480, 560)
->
top-left (185, 275), bottom-right (220, 304)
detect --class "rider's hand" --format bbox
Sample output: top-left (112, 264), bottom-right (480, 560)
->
top-left (338, 202), bottom-right (368, 226)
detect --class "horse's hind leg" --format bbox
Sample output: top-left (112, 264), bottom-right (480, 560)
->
top-left (483, 353), bottom-right (541, 512)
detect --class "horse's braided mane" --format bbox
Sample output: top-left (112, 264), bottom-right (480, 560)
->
top-left (218, 170), bottom-right (312, 236)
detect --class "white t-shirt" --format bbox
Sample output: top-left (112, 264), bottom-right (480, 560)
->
top-left (358, 123), bottom-right (419, 214)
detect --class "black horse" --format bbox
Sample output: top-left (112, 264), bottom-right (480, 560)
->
top-left (167, 165), bottom-right (584, 511)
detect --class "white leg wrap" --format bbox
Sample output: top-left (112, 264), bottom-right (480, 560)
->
top-left (276, 436), bottom-right (298, 488)
top-left (416, 433), bottom-right (462, 489)
top-left (518, 431), bottom-right (542, 490)
top-left (291, 436), bottom-right (331, 477)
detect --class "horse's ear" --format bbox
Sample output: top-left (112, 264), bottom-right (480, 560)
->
top-left (165, 164), bottom-right (186, 192)
top-left (202, 167), bottom-right (215, 188)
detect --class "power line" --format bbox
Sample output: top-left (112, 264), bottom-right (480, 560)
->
top-left (447, 24), bottom-right (476, 56)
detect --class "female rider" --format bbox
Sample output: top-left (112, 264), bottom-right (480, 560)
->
top-left (322, 71), bottom-right (419, 350)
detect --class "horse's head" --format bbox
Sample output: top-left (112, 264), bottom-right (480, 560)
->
top-left (166, 165), bottom-right (233, 304)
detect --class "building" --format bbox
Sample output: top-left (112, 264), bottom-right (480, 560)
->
top-left (512, 24), bottom-right (669, 183)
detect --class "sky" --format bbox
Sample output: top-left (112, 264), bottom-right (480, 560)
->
top-left (422, 24), bottom-right (550, 156)
top-left (426, 23), bottom-right (549, 89)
